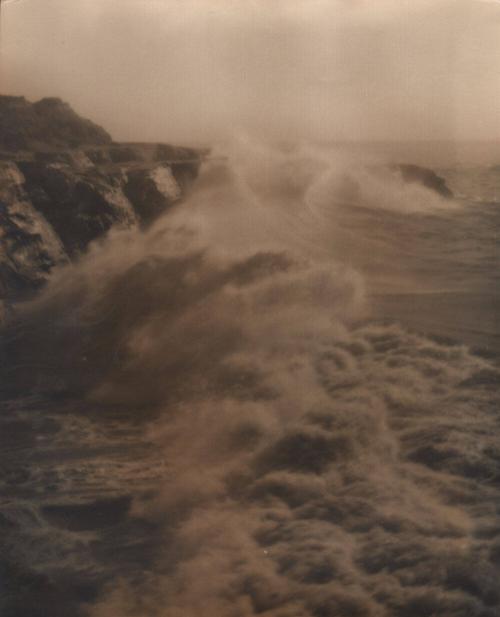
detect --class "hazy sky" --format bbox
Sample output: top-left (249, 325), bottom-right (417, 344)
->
top-left (1, 0), bottom-right (499, 143)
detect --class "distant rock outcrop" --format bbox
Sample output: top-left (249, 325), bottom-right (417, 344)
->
top-left (393, 164), bottom-right (453, 199)
top-left (0, 96), bottom-right (204, 304)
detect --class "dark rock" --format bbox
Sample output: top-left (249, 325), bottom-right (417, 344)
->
top-left (0, 163), bottom-right (67, 300)
top-left (85, 147), bottom-right (111, 165)
top-left (108, 145), bottom-right (144, 163)
top-left (154, 142), bottom-right (201, 161)
top-left (394, 164), bottom-right (453, 198)
top-left (17, 160), bottom-right (136, 256)
top-left (0, 95), bottom-right (204, 301)
top-left (0, 95), bottom-right (111, 151)
top-left (34, 150), bottom-right (74, 165)
top-left (123, 167), bottom-right (174, 225)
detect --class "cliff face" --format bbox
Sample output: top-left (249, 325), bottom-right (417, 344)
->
top-left (0, 96), bottom-right (454, 307)
top-left (0, 97), bottom-right (203, 304)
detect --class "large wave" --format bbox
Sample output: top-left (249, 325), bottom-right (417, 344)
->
top-left (2, 141), bottom-right (500, 617)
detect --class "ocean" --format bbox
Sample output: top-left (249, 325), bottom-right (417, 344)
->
top-left (1, 139), bottom-right (500, 617)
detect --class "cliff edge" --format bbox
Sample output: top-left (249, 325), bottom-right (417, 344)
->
top-left (0, 96), bottom-right (204, 304)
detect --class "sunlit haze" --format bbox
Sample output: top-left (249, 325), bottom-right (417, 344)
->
top-left (1, 0), bottom-right (500, 144)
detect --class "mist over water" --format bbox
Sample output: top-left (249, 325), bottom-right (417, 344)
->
top-left (2, 140), bottom-right (500, 616)
top-left (4, 0), bottom-right (500, 144)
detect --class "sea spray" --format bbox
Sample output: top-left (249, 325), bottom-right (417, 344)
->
top-left (2, 140), bottom-right (500, 616)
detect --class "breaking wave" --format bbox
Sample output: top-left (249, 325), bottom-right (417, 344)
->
top-left (2, 140), bottom-right (500, 617)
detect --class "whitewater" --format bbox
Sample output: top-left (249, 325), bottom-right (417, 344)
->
top-left (1, 139), bottom-right (500, 617)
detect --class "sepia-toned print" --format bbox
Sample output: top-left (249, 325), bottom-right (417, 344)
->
top-left (1, 2), bottom-right (500, 616)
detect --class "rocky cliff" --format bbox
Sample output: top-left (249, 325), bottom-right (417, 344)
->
top-left (0, 96), bottom-right (204, 305)
top-left (0, 96), bottom-right (454, 308)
